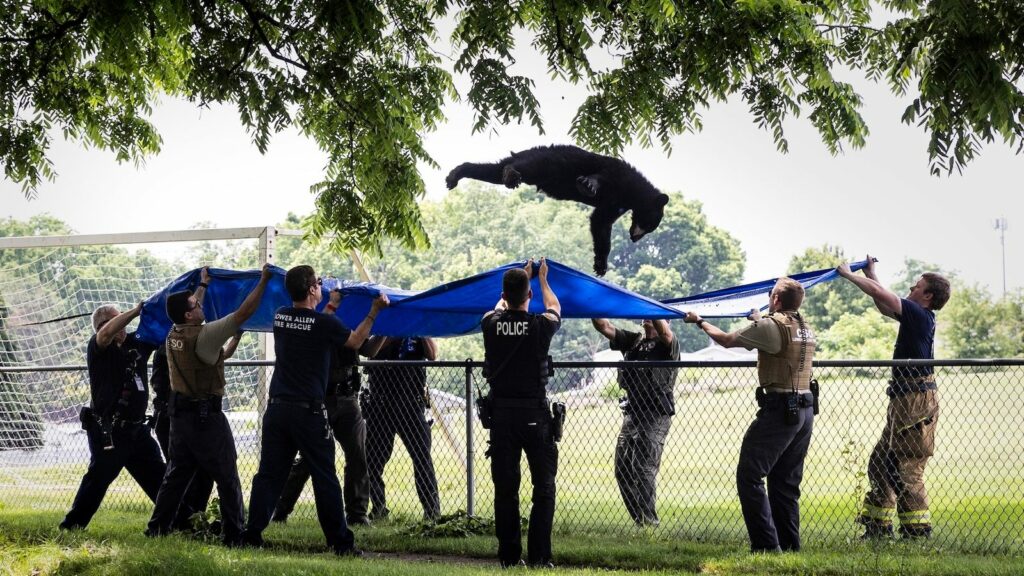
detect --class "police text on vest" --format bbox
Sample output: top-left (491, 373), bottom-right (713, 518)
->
top-left (497, 321), bottom-right (529, 336)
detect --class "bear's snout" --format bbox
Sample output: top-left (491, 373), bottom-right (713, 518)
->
top-left (629, 225), bottom-right (647, 242)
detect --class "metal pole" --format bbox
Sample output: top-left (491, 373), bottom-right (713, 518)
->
top-left (257, 226), bottom-right (276, 427)
top-left (1001, 222), bottom-right (1007, 299)
top-left (995, 218), bottom-right (1008, 298)
top-left (465, 361), bottom-right (475, 517)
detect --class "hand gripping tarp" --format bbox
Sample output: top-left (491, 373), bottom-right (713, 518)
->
top-left (135, 259), bottom-right (869, 344)
top-left (135, 260), bottom-right (682, 344)
top-left (662, 259), bottom-right (870, 318)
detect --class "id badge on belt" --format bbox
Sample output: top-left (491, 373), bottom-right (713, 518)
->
top-left (134, 375), bottom-right (145, 391)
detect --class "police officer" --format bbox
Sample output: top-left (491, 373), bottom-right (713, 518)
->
top-left (151, 344), bottom-right (215, 531)
top-left (590, 317), bottom-right (679, 527)
top-left (362, 335), bottom-right (440, 521)
top-left (60, 302), bottom-right (165, 530)
top-left (482, 258), bottom-right (561, 568)
top-left (685, 277), bottom-right (816, 553)
top-left (243, 265), bottom-right (388, 556)
top-left (145, 265), bottom-right (272, 545)
top-left (838, 258), bottom-right (950, 539)
top-left (273, 343), bottom-right (371, 525)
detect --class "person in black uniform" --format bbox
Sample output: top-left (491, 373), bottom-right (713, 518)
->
top-left (243, 265), bottom-right (387, 555)
top-left (151, 346), bottom-right (171, 455)
top-left (60, 302), bottom-right (165, 530)
top-left (482, 258), bottom-right (561, 568)
top-left (362, 335), bottom-right (440, 521)
top-left (590, 317), bottom-right (679, 527)
top-left (273, 343), bottom-right (371, 526)
top-left (145, 265), bottom-right (272, 545)
top-left (685, 277), bottom-right (816, 552)
top-left (150, 345), bottom-right (215, 530)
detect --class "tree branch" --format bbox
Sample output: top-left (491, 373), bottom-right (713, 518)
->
top-left (234, 0), bottom-right (309, 71)
top-left (0, 11), bottom-right (87, 44)
top-left (815, 23), bottom-right (881, 35)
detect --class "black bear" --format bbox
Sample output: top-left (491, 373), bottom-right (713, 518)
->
top-left (445, 144), bottom-right (670, 276)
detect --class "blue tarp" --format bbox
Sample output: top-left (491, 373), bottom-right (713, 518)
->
top-left (662, 260), bottom-right (869, 318)
top-left (136, 260), bottom-right (682, 344)
top-left (136, 259), bottom-right (869, 345)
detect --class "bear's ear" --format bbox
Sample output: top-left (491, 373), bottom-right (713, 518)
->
top-left (655, 193), bottom-right (669, 208)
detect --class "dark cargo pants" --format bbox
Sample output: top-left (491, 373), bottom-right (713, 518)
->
top-left (147, 407), bottom-right (245, 544)
top-left (736, 393), bottom-right (815, 552)
top-left (365, 403), bottom-right (440, 520)
top-left (245, 402), bottom-right (355, 552)
top-left (154, 403), bottom-right (216, 528)
top-left (61, 423), bottom-right (166, 529)
top-left (490, 407), bottom-right (558, 567)
top-left (274, 394), bottom-right (369, 522)
top-left (614, 413), bottom-right (671, 525)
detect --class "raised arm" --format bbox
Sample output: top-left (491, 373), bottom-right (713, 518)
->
top-left (863, 255), bottom-right (880, 282)
top-left (684, 312), bottom-right (744, 349)
top-left (96, 302), bottom-right (142, 350)
top-left (222, 331), bottom-right (244, 360)
top-left (591, 318), bottom-right (616, 341)
top-left (233, 264), bottom-right (274, 325)
top-left (360, 335), bottom-right (390, 358)
top-left (652, 319), bottom-right (674, 346)
top-left (837, 260), bottom-right (901, 318)
top-left (193, 267), bottom-right (210, 304)
top-left (538, 257), bottom-right (560, 317)
top-left (344, 293), bottom-right (389, 350)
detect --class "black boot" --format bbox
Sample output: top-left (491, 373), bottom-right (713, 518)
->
top-left (860, 522), bottom-right (894, 540)
top-left (900, 524), bottom-right (932, 540)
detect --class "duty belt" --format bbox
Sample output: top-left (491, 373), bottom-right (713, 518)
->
top-left (756, 390), bottom-right (814, 409)
top-left (173, 395), bottom-right (223, 412)
top-left (112, 417), bottom-right (146, 429)
top-left (491, 397), bottom-right (549, 410)
top-left (887, 379), bottom-right (937, 398)
top-left (269, 397), bottom-right (324, 410)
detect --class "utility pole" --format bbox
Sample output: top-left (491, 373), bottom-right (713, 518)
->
top-left (994, 217), bottom-right (1008, 298)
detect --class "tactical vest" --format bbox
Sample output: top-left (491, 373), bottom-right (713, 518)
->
top-left (619, 335), bottom-right (677, 417)
top-left (366, 338), bottom-right (428, 401)
top-left (166, 324), bottom-right (227, 399)
top-left (757, 312), bottom-right (816, 392)
top-left (483, 310), bottom-right (550, 399)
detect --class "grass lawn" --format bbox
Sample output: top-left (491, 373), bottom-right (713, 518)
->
top-left (6, 368), bottom-right (1024, 553)
top-left (3, 507), bottom-right (1024, 575)
top-left (3, 366), bottom-right (1024, 573)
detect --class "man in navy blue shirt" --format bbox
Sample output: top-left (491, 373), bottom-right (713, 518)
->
top-left (838, 257), bottom-right (950, 539)
top-left (243, 265), bottom-right (388, 555)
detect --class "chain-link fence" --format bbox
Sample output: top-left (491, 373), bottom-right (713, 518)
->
top-left (1, 359), bottom-right (1022, 553)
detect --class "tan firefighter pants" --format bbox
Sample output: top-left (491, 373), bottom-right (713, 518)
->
top-left (859, 389), bottom-right (939, 531)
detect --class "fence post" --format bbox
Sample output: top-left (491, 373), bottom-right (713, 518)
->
top-left (465, 360), bottom-right (475, 517)
top-left (256, 226), bottom-right (276, 432)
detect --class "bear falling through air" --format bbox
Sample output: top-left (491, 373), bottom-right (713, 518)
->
top-left (445, 144), bottom-right (670, 276)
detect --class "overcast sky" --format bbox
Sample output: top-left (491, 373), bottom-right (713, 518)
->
top-left (2, 31), bottom-right (1021, 296)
